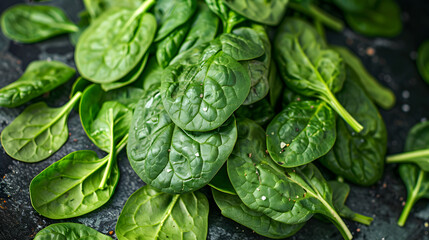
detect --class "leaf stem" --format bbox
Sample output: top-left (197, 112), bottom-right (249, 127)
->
top-left (398, 170), bottom-right (423, 226)
top-left (321, 90), bottom-right (363, 133)
top-left (57, 23), bottom-right (79, 33)
top-left (289, 3), bottom-right (344, 31)
top-left (116, 134), bottom-right (129, 153)
top-left (351, 213), bottom-right (373, 226)
top-left (99, 108), bottom-right (116, 189)
top-left (387, 149), bottom-right (429, 163)
top-left (122, 0), bottom-right (156, 31)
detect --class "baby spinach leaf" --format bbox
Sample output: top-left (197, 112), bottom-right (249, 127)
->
top-left (386, 121), bottom-right (429, 226)
top-left (208, 164), bottom-right (237, 195)
top-left (417, 41), bottom-right (429, 85)
top-left (161, 42), bottom-right (250, 132)
top-left (320, 70), bottom-right (387, 186)
top-left (329, 181), bottom-right (373, 226)
top-left (154, 0), bottom-right (197, 41)
top-left (227, 119), bottom-right (352, 239)
top-left (288, 2), bottom-right (344, 31)
top-left (275, 17), bottom-right (363, 133)
top-left (101, 53), bottom-right (149, 91)
top-left (344, 0), bottom-right (402, 37)
top-left (178, 4), bottom-right (219, 53)
top-left (212, 189), bottom-right (305, 239)
top-left (141, 58), bottom-right (164, 90)
top-left (128, 89), bottom-right (238, 193)
top-left (332, 45), bottom-right (395, 109)
top-left (220, 27), bottom-right (265, 61)
top-left (156, 23), bottom-right (191, 68)
top-left (83, 0), bottom-right (145, 19)
top-left (267, 100), bottom-right (336, 167)
top-left (329, 0), bottom-right (377, 13)
top-left (70, 77), bottom-right (91, 99)
top-left (1, 93), bottom-right (81, 163)
top-left (76, 3), bottom-right (156, 83)
top-left (1, 4), bottom-right (78, 43)
top-left (222, 0), bottom-right (289, 25)
top-left (235, 99), bottom-right (275, 126)
top-left (80, 86), bottom-right (133, 152)
top-left (268, 63), bottom-right (284, 108)
top-left (0, 61), bottom-right (75, 108)
top-left (30, 108), bottom-right (125, 219)
top-left (115, 185), bottom-right (209, 240)
top-left (205, 0), bottom-right (245, 33)
top-left (34, 223), bottom-right (111, 240)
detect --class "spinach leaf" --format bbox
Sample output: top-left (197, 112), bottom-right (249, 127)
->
top-left (141, 58), bottom-right (164, 90)
top-left (69, 10), bottom-right (91, 46)
top-left (222, 0), bottom-right (288, 25)
top-left (212, 189), bottom-right (305, 239)
top-left (1, 93), bottom-right (81, 163)
top-left (156, 23), bottom-right (191, 68)
top-left (220, 27), bottom-right (265, 61)
top-left (267, 100), bottom-right (336, 167)
top-left (288, 2), bottom-right (344, 31)
top-left (30, 108), bottom-right (126, 219)
top-left (268, 63), bottom-right (284, 108)
top-left (227, 119), bottom-right (352, 239)
top-left (154, 0), bottom-right (197, 41)
top-left (208, 164), bottom-right (237, 195)
top-left (1, 4), bottom-right (78, 43)
top-left (0, 61), bottom-right (75, 108)
top-left (328, 0), bottom-right (377, 13)
top-left (116, 185), bottom-right (209, 239)
top-left (101, 53), bottom-right (149, 91)
top-left (417, 41), bottom-right (429, 85)
top-left (178, 4), bottom-right (219, 53)
top-left (235, 99), bottom-right (275, 126)
top-left (344, 0), bottom-right (402, 37)
top-left (275, 17), bottom-right (363, 133)
top-left (76, 2), bottom-right (156, 83)
top-left (329, 181), bottom-right (373, 225)
top-left (332, 46), bottom-right (395, 109)
top-left (161, 40), bottom-right (251, 132)
top-left (320, 70), bottom-right (387, 186)
top-left (83, 0), bottom-right (145, 19)
top-left (240, 26), bottom-right (271, 105)
top-left (205, 0), bottom-right (245, 33)
top-left (128, 89), bottom-right (237, 193)
top-left (386, 121), bottom-right (429, 226)
top-left (34, 223), bottom-right (111, 240)
top-left (70, 77), bottom-right (91, 99)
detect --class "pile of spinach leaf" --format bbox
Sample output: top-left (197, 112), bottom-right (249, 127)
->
top-left (0, 0), bottom-right (401, 239)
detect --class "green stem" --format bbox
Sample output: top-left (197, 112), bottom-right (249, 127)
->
top-left (57, 23), bottom-right (79, 33)
top-left (387, 149), bottom-right (429, 163)
top-left (116, 134), bottom-right (129, 153)
top-left (289, 3), bottom-right (344, 31)
top-left (122, 0), bottom-right (156, 31)
top-left (351, 213), bottom-right (373, 226)
top-left (398, 170), bottom-right (423, 227)
top-left (99, 108), bottom-right (116, 189)
top-left (321, 90), bottom-right (364, 133)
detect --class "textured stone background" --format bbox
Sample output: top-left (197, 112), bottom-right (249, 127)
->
top-left (1, 0), bottom-right (429, 239)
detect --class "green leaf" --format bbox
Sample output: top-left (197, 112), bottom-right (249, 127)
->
top-left (128, 89), bottom-right (237, 193)
top-left (178, 4), bottom-right (219, 53)
top-left (116, 185), bottom-right (209, 240)
top-left (141, 58), bottom-right (164, 90)
top-left (329, 181), bottom-right (374, 226)
top-left (154, 0), bottom-right (197, 41)
top-left (332, 45), bottom-right (395, 109)
top-left (161, 42), bottom-right (250, 132)
top-left (267, 100), bottom-right (336, 167)
top-left (1, 4), bottom-right (78, 43)
top-left (235, 99), bottom-right (275, 126)
top-left (70, 77), bottom-right (91, 99)
top-left (101, 53), bottom-right (149, 91)
top-left (156, 23), bottom-right (191, 68)
top-left (222, 0), bottom-right (289, 25)
top-left (275, 17), bottom-right (363, 132)
top-left (417, 41), bottom-right (429, 85)
top-left (227, 119), bottom-right (352, 239)
top-left (76, 4), bottom-right (156, 83)
top-left (212, 189), bottom-right (305, 239)
top-left (34, 223), bottom-right (111, 240)
top-left (220, 28), bottom-right (265, 61)
top-left (344, 0), bottom-right (402, 37)
top-left (0, 61), bottom-right (75, 108)
top-left (205, 0), bottom-right (245, 33)
top-left (320, 70), bottom-right (387, 186)
top-left (1, 93), bottom-right (81, 163)
top-left (329, 0), bottom-right (377, 13)
top-left (208, 164), bottom-right (237, 195)
top-left (268, 63), bottom-right (284, 108)
top-left (83, 0), bottom-right (145, 19)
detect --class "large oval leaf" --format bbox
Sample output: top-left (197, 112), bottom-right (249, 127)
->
top-left (128, 89), bottom-right (237, 193)
top-left (212, 189), bottom-right (305, 239)
top-left (34, 223), bottom-right (111, 240)
top-left (30, 150), bottom-right (119, 219)
top-left (222, 0), bottom-right (289, 25)
top-left (1, 93), bottom-right (81, 162)
top-left (116, 185), bottom-right (209, 239)
top-left (162, 49), bottom-right (250, 131)
top-left (76, 9), bottom-right (156, 83)
top-left (0, 61), bottom-right (75, 108)
top-left (220, 28), bottom-right (264, 61)
top-left (267, 100), bottom-right (336, 167)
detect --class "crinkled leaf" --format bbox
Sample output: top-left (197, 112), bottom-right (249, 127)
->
top-left (156, 23), bottom-right (191, 68)
top-left (220, 28), bottom-right (264, 61)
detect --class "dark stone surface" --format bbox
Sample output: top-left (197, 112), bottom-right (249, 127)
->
top-left (1, 0), bottom-right (429, 239)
